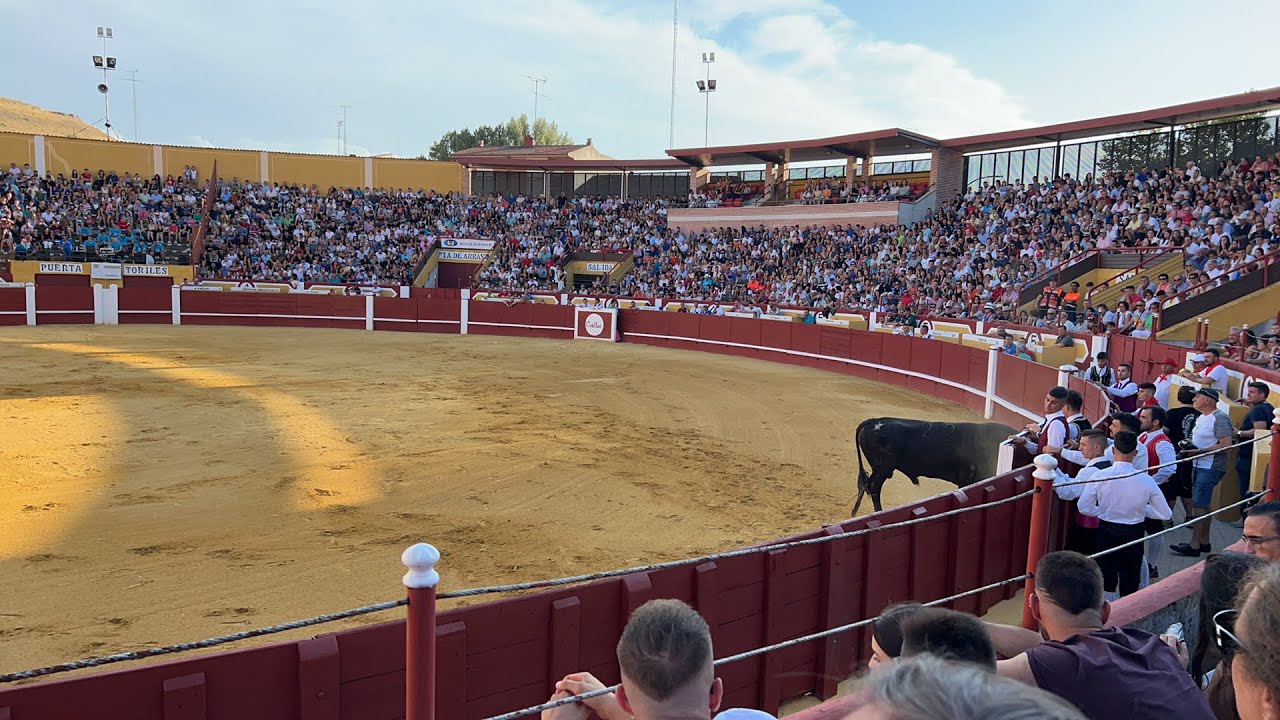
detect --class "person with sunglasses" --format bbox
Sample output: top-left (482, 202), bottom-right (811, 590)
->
top-left (1242, 502), bottom-right (1280, 563)
top-left (1224, 562), bottom-right (1280, 720)
top-left (1191, 553), bottom-right (1267, 720)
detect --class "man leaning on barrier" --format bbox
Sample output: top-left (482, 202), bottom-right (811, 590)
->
top-left (540, 598), bottom-right (776, 720)
top-left (984, 551), bottom-right (1212, 719)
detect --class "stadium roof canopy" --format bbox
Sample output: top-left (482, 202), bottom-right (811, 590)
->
top-left (667, 129), bottom-right (941, 168)
top-left (942, 85), bottom-right (1280, 153)
top-left (451, 155), bottom-right (690, 171)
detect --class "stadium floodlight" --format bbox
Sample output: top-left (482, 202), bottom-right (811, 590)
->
top-left (97, 27), bottom-right (113, 38)
top-left (697, 51), bottom-right (717, 146)
top-left (93, 26), bottom-right (116, 138)
top-left (93, 55), bottom-right (104, 68)
top-left (106, 57), bottom-right (117, 69)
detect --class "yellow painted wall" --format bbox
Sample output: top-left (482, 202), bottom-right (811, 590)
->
top-left (44, 137), bottom-right (154, 177)
top-left (372, 158), bottom-right (462, 192)
top-left (1160, 283), bottom-right (1280, 342)
top-left (268, 153), bottom-right (362, 189)
top-left (0, 132), bottom-right (36, 168)
top-left (163, 147), bottom-right (261, 183)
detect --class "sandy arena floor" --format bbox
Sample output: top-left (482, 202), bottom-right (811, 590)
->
top-left (0, 326), bottom-right (982, 675)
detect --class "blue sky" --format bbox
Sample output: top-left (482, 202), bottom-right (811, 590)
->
top-left (2, 0), bottom-right (1277, 159)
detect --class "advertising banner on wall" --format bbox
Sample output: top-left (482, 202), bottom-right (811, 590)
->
top-left (438, 238), bottom-right (495, 251)
top-left (90, 263), bottom-right (123, 280)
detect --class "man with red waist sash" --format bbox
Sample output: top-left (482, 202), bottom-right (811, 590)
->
top-left (1138, 406), bottom-right (1178, 580)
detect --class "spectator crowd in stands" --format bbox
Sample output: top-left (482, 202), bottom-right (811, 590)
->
top-left (4, 152), bottom-right (1277, 332)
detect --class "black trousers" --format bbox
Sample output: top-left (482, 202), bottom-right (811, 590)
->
top-left (1097, 520), bottom-right (1146, 596)
top-left (1066, 522), bottom-right (1096, 556)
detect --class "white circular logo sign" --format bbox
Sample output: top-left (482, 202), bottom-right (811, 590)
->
top-left (584, 313), bottom-right (606, 337)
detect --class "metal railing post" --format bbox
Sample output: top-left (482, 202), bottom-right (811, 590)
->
top-left (1023, 454), bottom-right (1058, 630)
top-left (403, 543), bottom-right (441, 720)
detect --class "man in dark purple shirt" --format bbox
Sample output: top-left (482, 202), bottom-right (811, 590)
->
top-left (985, 551), bottom-right (1212, 719)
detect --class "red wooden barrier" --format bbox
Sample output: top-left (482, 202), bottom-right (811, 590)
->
top-left (0, 287), bottom-right (27, 326)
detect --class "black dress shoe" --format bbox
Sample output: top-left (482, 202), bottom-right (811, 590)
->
top-left (1169, 543), bottom-right (1201, 557)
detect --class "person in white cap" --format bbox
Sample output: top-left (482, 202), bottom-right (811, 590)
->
top-left (1179, 349), bottom-right (1229, 394)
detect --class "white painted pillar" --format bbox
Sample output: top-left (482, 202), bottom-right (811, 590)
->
top-left (363, 157), bottom-right (374, 189)
top-left (171, 285), bottom-right (182, 325)
top-left (365, 293), bottom-right (375, 331)
top-left (25, 283), bottom-right (36, 325)
top-left (985, 347), bottom-right (1001, 420)
top-left (153, 145), bottom-right (164, 176)
top-left (868, 311), bottom-right (879, 331)
top-left (560, 293), bottom-right (569, 305)
top-left (93, 283), bottom-right (104, 324)
top-left (399, 285), bottom-right (410, 299)
top-left (33, 136), bottom-right (47, 176)
top-left (103, 284), bottom-right (119, 325)
top-left (260, 151), bottom-right (270, 183)
top-left (1057, 364), bottom-right (1079, 388)
top-left (459, 288), bottom-right (470, 335)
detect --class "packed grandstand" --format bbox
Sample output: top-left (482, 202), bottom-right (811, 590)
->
top-left (2, 151), bottom-right (1277, 334)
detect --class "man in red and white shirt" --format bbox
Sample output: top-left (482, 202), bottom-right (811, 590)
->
top-left (1153, 357), bottom-right (1178, 409)
top-left (1180, 349), bottom-right (1229, 394)
top-left (1138, 406), bottom-right (1178, 581)
top-left (1010, 386), bottom-right (1069, 454)
top-left (1136, 383), bottom-right (1160, 408)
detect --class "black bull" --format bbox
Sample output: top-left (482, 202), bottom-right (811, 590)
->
top-left (852, 418), bottom-right (1017, 516)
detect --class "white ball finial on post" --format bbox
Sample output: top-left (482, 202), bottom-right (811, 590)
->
top-left (402, 543), bottom-right (441, 589)
top-left (1032, 453), bottom-right (1059, 481)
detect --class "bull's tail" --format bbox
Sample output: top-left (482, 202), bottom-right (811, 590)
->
top-left (852, 420), bottom-right (870, 516)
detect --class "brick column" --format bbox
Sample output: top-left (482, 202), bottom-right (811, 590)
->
top-left (931, 147), bottom-right (965, 201)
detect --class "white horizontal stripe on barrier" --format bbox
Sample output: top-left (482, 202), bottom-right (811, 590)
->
top-left (118, 310), bottom-right (172, 314)
top-left (35, 310), bottom-right (95, 314)
top-left (373, 317), bottom-right (460, 325)
top-left (626, 331), bottom-right (1041, 422)
top-left (469, 322), bottom-right (572, 331)
top-left (180, 313), bottom-right (363, 321)
top-left (0, 311), bottom-right (27, 315)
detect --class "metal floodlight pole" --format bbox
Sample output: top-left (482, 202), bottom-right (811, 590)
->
top-left (95, 26), bottom-right (116, 138)
top-left (698, 51), bottom-right (716, 147)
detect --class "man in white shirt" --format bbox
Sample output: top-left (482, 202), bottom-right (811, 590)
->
top-left (1084, 352), bottom-right (1115, 387)
top-left (1170, 387), bottom-right (1235, 557)
top-left (1009, 386), bottom-right (1069, 454)
top-left (1053, 430), bottom-right (1112, 555)
top-left (1179, 350), bottom-right (1229, 394)
top-left (1060, 413), bottom-right (1149, 474)
top-left (1152, 357), bottom-right (1178, 409)
top-left (1077, 431), bottom-right (1173, 598)
top-left (1106, 363), bottom-right (1139, 413)
top-left (1138, 406), bottom-right (1179, 581)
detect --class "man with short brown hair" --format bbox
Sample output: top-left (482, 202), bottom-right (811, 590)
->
top-left (543, 599), bottom-right (775, 720)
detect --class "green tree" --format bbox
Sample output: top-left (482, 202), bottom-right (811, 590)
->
top-left (1175, 113), bottom-right (1272, 174)
top-left (426, 115), bottom-right (574, 160)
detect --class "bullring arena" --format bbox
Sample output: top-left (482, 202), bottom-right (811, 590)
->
top-left (0, 323), bottom-right (973, 676)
